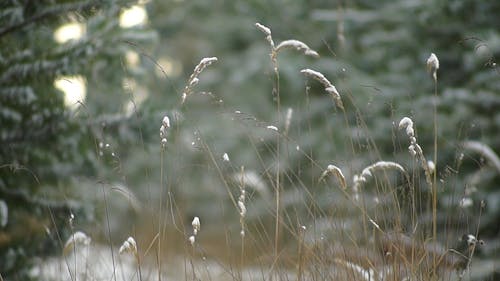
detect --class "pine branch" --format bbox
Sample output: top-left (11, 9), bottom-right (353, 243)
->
top-left (0, 1), bottom-right (102, 38)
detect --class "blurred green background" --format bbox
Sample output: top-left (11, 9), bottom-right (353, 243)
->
top-left (1, 0), bottom-right (499, 279)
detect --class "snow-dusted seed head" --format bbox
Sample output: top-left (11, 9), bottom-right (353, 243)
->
top-left (399, 117), bottom-right (425, 158)
top-left (195, 57), bottom-right (218, 73)
top-left (181, 57), bottom-right (218, 104)
top-left (301, 69), bottom-right (344, 110)
top-left (63, 231), bottom-right (91, 255)
top-left (398, 117), bottom-right (414, 133)
top-left (119, 236), bottom-right (138, 256)
top-left (189, 77), bottom-right (199, 87)
top-left (353, 161), bottom-right (406, 192)
top-left (255, 23), bottom-right (271, 36)
top-left (464, 234), bottom-right (477, 247)
top-left (462, 141), bottom-right (500, 174)
top-left (426, 53), bottom-right (439, 81)
top-left (275, 40), bottom-right (319, 58)
top-left (238, 201), bottom-right (246, 217)
top-left (319, 164), bottom-right (347, 190)
top-left (408, 145), bottom-right (417, 156)
top-left (427, 160), bottom-right (436, 174)
top-left (462, 234), bottom-right (484, 249)
top-left (192, 216), bottom-right (200, 235)
top-left (188, 235), bottom-right (195, 245)
top-left (362, 161), bottom-right (405, 177)
top-left (399, 117), bottom-right (433, 184)
top-left (267, 125), bottom-right (278, 132)
top-left (160, 115), bottom-right (171, 148)
top-left (223, 152), bottom-right (230, 162)
top-left (255, 22), bottom-right (275, 48)
top-left (162, 116), bottom-right (170, 128)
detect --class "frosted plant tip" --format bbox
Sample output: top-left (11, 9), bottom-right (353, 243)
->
top-left (238, 201), bottom-right (246, 217)
top-left (266, 125), bottom-right (278, 132)
top-left (199, 57), bottom-right (218, 65)
top-left (192, 216), bottom-right (200, 235)
top-left (162, 116), bottom-right (170, 128)
top-left (426, 53), bottom-right (439, 81)
top-left (319, 164), bottom-right (347, 189)
top-left (275, 40), bottom-right (319, 58)
top-left (119, 236), bottom-right (137, 256)
top-left (427, 160), bottom-right (435, 174)
top-left (398, 117), bottom-right (413, 130)
top-left (188, 235), bottom-right (195, 245)
top-left (255, 23), bottom-right (271, 35)
top-left (63, 231), bottom-right (91, 255)
top-left (301, 68), bottom-right (343, 109)
top-left (223, 153), bottom-right (230, 162)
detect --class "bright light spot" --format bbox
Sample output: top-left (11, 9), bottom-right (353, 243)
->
top-left (54, 76), bottom-right (86, 109)
top-left (120, 5), bottom-right (148, 28)
top-left (156, 57), bottom-right (182, 78)
top-left (125, 51), bottom-right (140, 67)
top-left (54, 22), bottom-right (85, 43)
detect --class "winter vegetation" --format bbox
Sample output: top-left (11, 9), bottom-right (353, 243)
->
top-left (1, 1), bottom-right (499, 280)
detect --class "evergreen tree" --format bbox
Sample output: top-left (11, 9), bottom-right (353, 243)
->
top-left (0, 0), bottom-right (155, 277)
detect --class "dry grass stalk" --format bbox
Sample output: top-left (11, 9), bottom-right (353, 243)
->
top-left (376, 232), bottom-right (467, 279)
top-left (300, 68), bottom-right (344, 110)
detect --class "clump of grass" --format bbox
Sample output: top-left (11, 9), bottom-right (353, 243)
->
top-left (41, 21), bottom-right (495, 281)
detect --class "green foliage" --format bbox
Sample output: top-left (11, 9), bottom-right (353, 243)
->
top-left (0, 0), bottom-right (156, 277)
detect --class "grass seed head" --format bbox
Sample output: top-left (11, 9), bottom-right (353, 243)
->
top-left (255, 22), bottom-right (275, 48)
top-left (275, 39), bottom-right (319, 58)
top-left (301, 68), bottom-right (344, 109)
top-left (192, 216), bottom-right (200, 235)
top-left (119, 236), bottom-right (137, 256)
top-left (427, 53), bottom-right (439, 81)
top-left (182, 57), bottom-right (218, 104)
top-left (63, 231), bottom-right (91, 255)
top-left (319, 164), bottom-right (347, 190)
